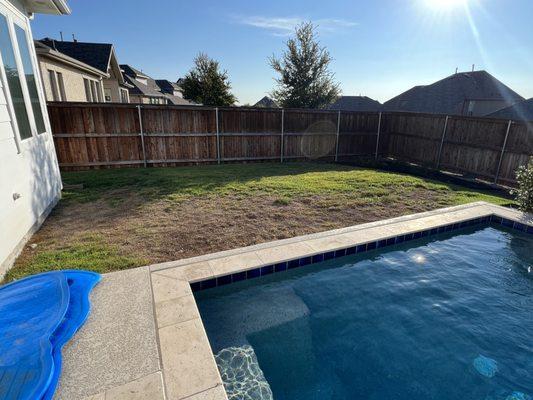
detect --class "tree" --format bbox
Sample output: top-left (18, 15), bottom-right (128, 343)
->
top-left (269, 22), bottom-right (340, 109)
top-left (181, 53), bottom-right (237, 106)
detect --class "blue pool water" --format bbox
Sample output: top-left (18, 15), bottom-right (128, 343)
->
top-left (195, 225), bottom-right (533, 400)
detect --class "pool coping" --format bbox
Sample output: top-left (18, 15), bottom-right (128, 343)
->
top-left (143, 202), bottom-right (532, 400)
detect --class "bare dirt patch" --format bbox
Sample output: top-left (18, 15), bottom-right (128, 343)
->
top-left (17, 188), bottom-right (447, 270)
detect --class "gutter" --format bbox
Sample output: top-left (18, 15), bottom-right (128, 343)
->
top-left (52, 0), bottom-right (71, 14)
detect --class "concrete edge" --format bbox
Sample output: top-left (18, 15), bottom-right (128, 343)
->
top-left (150, 201), bottom-right (498, 273)
top-left (148, 202), bottom-right (533, 400)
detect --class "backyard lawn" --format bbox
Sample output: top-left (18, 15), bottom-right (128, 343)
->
top-left (6, 162), bottom-right (512, 281)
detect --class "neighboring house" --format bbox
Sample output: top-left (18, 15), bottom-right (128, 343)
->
top-left (0, 0), bottom-right (70, 277)
top-left (121, 64), bottom-right (194, 105)
top-left (155, 79), bottom-right (182, 96)
top-left (35, 38), bottom-right (130, 103)
top-left (485, 98), bottom-right (533, 122)
top-left (154, 79), bottom-right (194, 105)
top-left (254, 96), bottom-right (279, 108)
top-left (383, 70), bottom-right (524, 117)
top-left (327, 96), bottom-right (382, 112)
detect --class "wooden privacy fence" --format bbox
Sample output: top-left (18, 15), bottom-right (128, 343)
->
top-left (383, 113), bottom-right (532, 186)
top-left (48, 102), bottom-right (533, 186)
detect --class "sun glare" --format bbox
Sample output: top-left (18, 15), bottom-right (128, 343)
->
top-left (424, 0), bottom-right (468, 11)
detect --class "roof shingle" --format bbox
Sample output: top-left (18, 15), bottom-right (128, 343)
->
top-left (327, 96), bottom-right (382, 111)
top-left (486, 98), bottom-right (533, 121)
top-left (383, 71), bottom-right (524, 115)
top-left (38, 38), bottom-right (112, 74)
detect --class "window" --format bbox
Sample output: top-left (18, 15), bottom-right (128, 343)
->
top-left (83, 78), bottom-right (102, 103)
top-left (14, 24), bottom-right (46, 133)
top-left (83, 78), bottom-right (92, 102)
top-left (48, 69), bottom-right (59, 101)
top-left (90, 80), bottom-right (97, 102)
top-left (96, 81), bottom-right (103, 102)
top-left (0, 13), bottom-right (31, 139)
top-left (120, 88), bottom-right (129, 103)
top-left (56, 71), bottom-right (66, 101)
top-left (104, 88), bottom-right (111, 102)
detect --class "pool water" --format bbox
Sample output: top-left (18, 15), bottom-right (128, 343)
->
top-left (195, 225), bottom-right (533, 400)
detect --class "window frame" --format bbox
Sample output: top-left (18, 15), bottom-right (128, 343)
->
top-left (90, 80), bottom-right (97, 102)
top-left (120, 88), bottom-right (129, 103)
top-left (56, 71), bottom-right (66, 101)
top-left (0, 4), bottom-right (50, 148)
top-left (0, 8), bottom-right (34, 143)
top-left (48, 69), bottom-right (60, 101)
top-left (12, 21), bottom-right (47, 134)
top-left (83, 78), bottom-right (92, 102)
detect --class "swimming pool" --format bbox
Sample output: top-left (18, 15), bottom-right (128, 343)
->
top-left (195, 224), bottom-right (532, 400)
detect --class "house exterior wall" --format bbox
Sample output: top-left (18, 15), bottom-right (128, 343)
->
top-left (460, 99), bottom-right (516, 117)
top-left (0, 0), bottom-right (62, 277)
top-left (103, 78), bottom-right (120, 102)
top-left (102, 67), bottom-right (127, 103)
top-left (38, 55), bottom-right (102, 102)
top-left (129, 94), bottom-right (165, 104)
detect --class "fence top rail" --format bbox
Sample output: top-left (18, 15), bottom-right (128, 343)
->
top-left (382, 110), bottom-right (533, 125)
top-left (46, 102), bottom-right (533, 126)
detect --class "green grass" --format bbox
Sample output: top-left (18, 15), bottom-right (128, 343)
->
top-left (7, 162), bottom-right (512, 282)
top-left (61, 162), bottom-right (510, 206)
top-left (5, 234), bottom-right (144, 282)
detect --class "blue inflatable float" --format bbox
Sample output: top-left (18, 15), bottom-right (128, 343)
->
top-left (0, 270), bottom-right (100, 400)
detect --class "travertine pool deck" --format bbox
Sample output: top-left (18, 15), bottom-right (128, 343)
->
top-left (54, 202), bottom-right (532, 399)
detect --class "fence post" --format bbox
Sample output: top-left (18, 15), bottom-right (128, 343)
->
top-left (215, 107), bottom-right (220, 164)
top-left (494, 120), bottom-right (512, 184)
top-left (375, 112), bottom-right (382, 160)
top-left (435, 115), bottom-right (449, 169)
top-left (280, 109), bottom-right (285, 163)
top-left (335, 111), bottom-right (341, 162)
top-left (137, 105), bottom-right (147, 168)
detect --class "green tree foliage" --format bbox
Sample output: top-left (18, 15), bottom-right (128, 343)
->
top-left (511, 157), bottom-right (533, 212)
top-left (181, 53), bottom-right (237, 106)
top-left (269, 22), bottom-right (340, 109)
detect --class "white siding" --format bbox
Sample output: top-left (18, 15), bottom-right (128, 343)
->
top-left (0, 0), bottom-right (62, 277)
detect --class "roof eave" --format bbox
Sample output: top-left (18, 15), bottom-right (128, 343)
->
top-left (36, 44), bottom-right (109, 78)
top-left (52, 0), bottom-right (71, 14)
top-left (25, 0), bottom-right (71, 15)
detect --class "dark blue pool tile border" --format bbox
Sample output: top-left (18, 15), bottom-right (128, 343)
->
top-left (191, 215), bottom-right (532, 292)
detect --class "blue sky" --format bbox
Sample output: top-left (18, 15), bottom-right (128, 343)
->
top-left (31, 0), bottom-right (533, 105)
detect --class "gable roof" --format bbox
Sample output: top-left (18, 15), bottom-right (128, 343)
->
top-left (327, 96), bottom-right (382, 111)
top-left (383, 70), bottom-right (524, 115)
top-left (163, 93), bottom-right (198, 106)
top-left (253, 96), bottom-right (279, 108)
top-left (486, 98), bottom-right (533, 121)
top-left (155, 80), bottom-right (181, 94)
top-left (122, 65), bottom-right (196, 105)
top-left (38, 38), bottom-right (113, 74)
top-left (123, 74), bottom-right (166, 98)
top-left (35, 40), bottom-right (108, 78)
top-left (121, 64), bottom-right (149, 80)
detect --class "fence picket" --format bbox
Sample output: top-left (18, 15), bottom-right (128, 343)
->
top-left (47, 103), bottom-right (532, 186)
